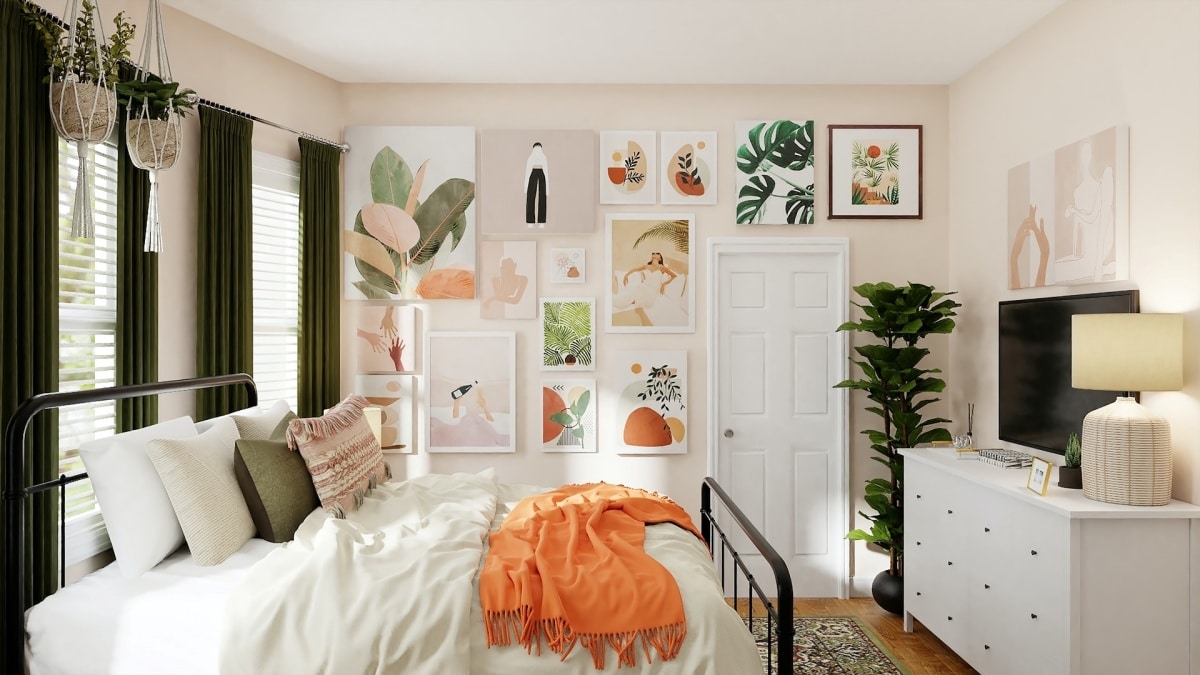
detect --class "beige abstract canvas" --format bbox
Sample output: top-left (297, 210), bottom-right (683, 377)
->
top-left (479, 130), bottom-right (596, 234)
top-left (479, 240), bottom-right (537, 320)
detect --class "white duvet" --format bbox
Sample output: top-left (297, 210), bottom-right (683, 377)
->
top-left (29, 472), bottom-right (763, 675)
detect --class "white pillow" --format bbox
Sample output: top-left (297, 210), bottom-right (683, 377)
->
top-left (195, 399), bottom-right (291, 440)
top-left (145, 416), bottom-right (256, 566)
top-left (78, 416), bottom-right (197, 578)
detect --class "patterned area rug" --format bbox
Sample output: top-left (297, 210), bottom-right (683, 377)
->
top-left (747, 615), bottom-right (911, 674)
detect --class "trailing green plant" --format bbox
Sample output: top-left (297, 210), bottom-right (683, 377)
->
top-left (1064, 432), bottom-right (1082, 469)
top-left (735, 120), bottom-right (815, 224)
top-left (24, 0), bottom-right (136, 83)
top-left (117, 73), bottom-right (197, 120)
top-left (835, 282), bottom-right (960, 578)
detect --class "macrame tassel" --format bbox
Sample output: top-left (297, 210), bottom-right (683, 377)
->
top-left (71, 140), bottom-right (94, 239)
top-left (143, 169), bottom-right (162, 252)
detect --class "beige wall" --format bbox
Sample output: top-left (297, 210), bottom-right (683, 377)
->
top-left (30, 2), bottom-right (960, 587)
top-left (947, 0), bottom-right (1200, 500)
top-left (341, 83), bottom-right (953, 582)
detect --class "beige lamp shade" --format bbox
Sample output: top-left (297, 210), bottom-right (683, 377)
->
top-left (1071, 313), bottom-right (1183, 392)
top-left (1072, 313), bottom-right (1183, 506)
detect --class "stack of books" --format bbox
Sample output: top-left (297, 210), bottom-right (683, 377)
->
top-left (977, 448), bottom-right (1033, 468)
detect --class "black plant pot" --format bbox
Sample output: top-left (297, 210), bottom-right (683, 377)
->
top-left (1058, 466), bottom-right (1083, 489)
top-left (871, 570), bottom-right (904, 615)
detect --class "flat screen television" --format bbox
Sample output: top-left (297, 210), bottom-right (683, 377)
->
top-left (997, 289), bottom-right (1139, 455)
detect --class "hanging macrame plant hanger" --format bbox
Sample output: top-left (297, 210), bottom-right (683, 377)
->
top-left (126, 0), bottom-right (184, 253)
top-left (50, 0), bottom-right (118, 240)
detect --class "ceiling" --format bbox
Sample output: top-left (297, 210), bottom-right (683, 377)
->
top-left (161, 0), bottom-right (1066, 86)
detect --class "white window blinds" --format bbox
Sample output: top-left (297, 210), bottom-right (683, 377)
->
top-left (57, 138), bottom-right (119, 563)
top-left (251, 152), bottom-right (301, 411)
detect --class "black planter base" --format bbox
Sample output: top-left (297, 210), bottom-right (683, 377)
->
top-left (871, 570), bottom-right (904, 615)
top-left (1058, 466), bottom-right (1083, 489)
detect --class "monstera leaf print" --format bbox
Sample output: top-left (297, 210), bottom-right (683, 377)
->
top-left (735, 120), bottom-right (815, 225)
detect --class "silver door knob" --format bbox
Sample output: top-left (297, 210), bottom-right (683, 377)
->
top-left (723, 429), bottom-right (734, 438)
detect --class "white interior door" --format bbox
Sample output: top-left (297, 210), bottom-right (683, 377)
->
top-left (707, 237), bottom-right (848, 599)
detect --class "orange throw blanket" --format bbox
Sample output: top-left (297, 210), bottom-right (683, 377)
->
top-left (480, 483), bottom-right (704, 669)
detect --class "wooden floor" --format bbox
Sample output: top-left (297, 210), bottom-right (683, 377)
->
top-left (736, 597), bottom-right (978, 674)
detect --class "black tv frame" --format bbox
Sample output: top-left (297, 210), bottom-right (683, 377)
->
top-left (997, 289), bottom-right (1139, 455)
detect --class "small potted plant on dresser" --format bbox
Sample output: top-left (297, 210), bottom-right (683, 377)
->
top-left (1059, 432), bottom-right (1083, 489)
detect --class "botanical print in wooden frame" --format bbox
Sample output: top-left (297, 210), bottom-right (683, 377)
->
top-left (735, 120), bottom-right (815, 224)
top-left (1006, 125), bottom-right (1128, 289)
top-left (828, 124), bottom-right (923, 219)
top-left (550, 247), bottom-right (585, 284)
top-left (540, 379), bottom-right (597, 453)
top-left (425, 331), bottom-right (515, 453)
top-left (660, 131), bottom-right (717, 205)
top-left (343, 125), bottom-right (476, 300)
top-left (614, 349), bottom-right (687, 455)
top-left (605, 213), bottom-right (694, 333)
top-left (479, 240), bottom-right (537, 319)
top-left (599, 131), bottom-right (656, 205)
top-left (541, 297), bottom-right (595, 371)
top-left (355, 374), bottom-right (414, 453)
top-left (479, 129), bottom-right (596, 234)
top-left (353, 303), bottom-right (419, 374)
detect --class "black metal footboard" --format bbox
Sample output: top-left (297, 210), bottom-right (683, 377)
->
top-left (700, 477), bottom-right (793, 674)
top-left (2, 373), bottom-right (258, 675)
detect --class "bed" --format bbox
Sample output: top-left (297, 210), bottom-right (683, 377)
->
top-left (3, 375), bottom-right (794, 674)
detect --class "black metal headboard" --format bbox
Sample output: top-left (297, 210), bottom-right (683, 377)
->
top-left (2, 374), bottom-right (257, 674)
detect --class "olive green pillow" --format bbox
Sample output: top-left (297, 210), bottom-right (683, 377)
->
top-left (233, 413), bottom-right (318, 543)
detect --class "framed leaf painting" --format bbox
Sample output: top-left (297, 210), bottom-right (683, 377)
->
top-left (343, 125), bottom-right (477, 300)
top-left (660, 131), bottom-right (717, 205)
top-left (599, 131), bottom-right (656, 205)
top-left (827, 124), bottom-right (923, 219)
top-left (540, 379), bottom-right (597, 453)
top-left (541, 297), bottom-right (595, 371)
top-left (735, 120), bottom-right (815, 224)
top-left (614, 349), bottom-right (687, 455)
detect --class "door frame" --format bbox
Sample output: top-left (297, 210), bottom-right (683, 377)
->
top-left (705, 236), bottom-right (850, 598)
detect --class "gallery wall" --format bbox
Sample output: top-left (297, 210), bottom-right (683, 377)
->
top-left (947, 0), bottom-right (1200, 502)
top-left (340, 83), bottom-right (952, 581)
top-left (27, 0), bottom-right (957, 585)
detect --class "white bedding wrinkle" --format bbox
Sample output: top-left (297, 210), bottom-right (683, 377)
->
top-left (217, 471), bottom-right (501, 675)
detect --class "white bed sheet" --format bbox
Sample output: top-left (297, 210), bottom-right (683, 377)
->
top-left (26, 480), bottom-right (763, 675)
top-left (26, 538), bottom-right (279, 675)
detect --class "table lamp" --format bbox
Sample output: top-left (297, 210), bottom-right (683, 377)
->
top-left (1071, 313), bottom-right (1183, 506)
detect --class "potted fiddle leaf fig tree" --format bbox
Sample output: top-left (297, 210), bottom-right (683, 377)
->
top-left (835, 282), bottom-right (959, 615)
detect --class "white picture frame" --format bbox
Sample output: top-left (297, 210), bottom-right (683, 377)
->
top-left (425, 331), bottom-right (515, 453)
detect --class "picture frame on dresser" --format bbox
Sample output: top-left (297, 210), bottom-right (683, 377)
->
top-left (1027, 457), bottom-right (1052, 495)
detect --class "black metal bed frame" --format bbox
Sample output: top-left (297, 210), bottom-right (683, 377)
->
top-left (701, 476), bottom-right (794, 674)
top-left (2, 374), bottom-right (257, 675)
top-left (3, 375), bottom-right (793, 674)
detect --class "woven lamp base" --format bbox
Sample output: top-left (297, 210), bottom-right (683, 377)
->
top-left (1081, 397), bottom-right (1172, 506)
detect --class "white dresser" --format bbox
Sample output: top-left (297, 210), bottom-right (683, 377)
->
top-left (901, 448), bottom-right (1200, 675)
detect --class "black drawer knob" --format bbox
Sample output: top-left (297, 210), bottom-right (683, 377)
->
top-left (947, 509), bottom-right (953, 514)
top-left (984, 584), bottom-right (990, 589)
top-left (916, 591), bottom-right (922, 596)
top-left (1031, 613), bottom-right (1038, 620)
top-left (947, 561), bottom-right (953, 566)
top-left (916, 541), bottom-right (922, 546)
top-left (916, 494), bottom-right (922, 499)
top-left (1031, 550), bottom-right (1038, 556)
top-left (948, 616), bottom-right (953, 621)
top-left (984, 527), bottom-right (990, 533)
top-left (984, 645), bottom-right (991, 651)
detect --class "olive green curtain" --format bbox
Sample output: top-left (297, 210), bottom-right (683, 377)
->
top-left (297, 138), bottom-right (341, 417)
top-left (195, 106), bottom-right (253, 419)
top-left (115, 62), bottom-right (157, 432)
top-left (0, 0), bottom-right (60, 614)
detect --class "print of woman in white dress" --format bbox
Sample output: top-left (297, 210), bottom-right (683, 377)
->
top-left (614, 252), bottom-right (686, 326)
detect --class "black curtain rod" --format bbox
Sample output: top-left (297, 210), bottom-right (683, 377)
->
top-left (198, 99), bottom-right (350, 153)
top-left (20, 0), bottom-right (349, 154)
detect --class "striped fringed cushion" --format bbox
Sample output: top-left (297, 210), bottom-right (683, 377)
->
top-left (285, 395), bottom-right (391, 518)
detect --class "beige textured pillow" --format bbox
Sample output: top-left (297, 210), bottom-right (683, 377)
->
top-left (146, 416), bottom-right (256, 566)
top-left (231, 399), bottom-right (292, 440)
top-left (286, 394), bottom-right (391, 518)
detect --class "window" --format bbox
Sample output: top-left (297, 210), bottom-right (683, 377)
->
top-left (251, 152), bottom-right (301, 410)
top-left (58, 138), bottom-right (119, 564)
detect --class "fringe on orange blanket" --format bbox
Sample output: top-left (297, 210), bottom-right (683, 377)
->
top-left (480, 483), bottom-right (703, 670)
